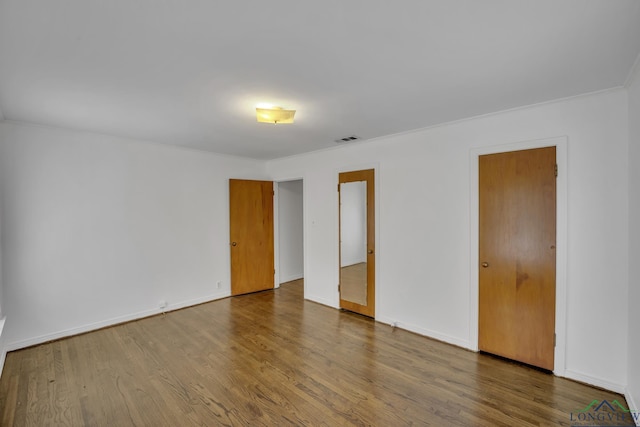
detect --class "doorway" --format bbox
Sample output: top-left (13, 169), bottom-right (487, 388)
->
top-left (478, 146), bottom-right (556, 370)
top-left (277, 180), bottom-right (304, 286)
top-left (339, 169), bottom-right (375, 318)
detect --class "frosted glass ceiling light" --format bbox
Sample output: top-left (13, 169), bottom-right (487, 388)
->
top-left (256, 106), bottom-right (295, 124)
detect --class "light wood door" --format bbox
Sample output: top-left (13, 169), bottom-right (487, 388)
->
top-left (339, 169), bottom-right (375, 318)
top-left (479, 147), bottom-right (556, 370)
top-left (229, 179), bottom-right (274, 296)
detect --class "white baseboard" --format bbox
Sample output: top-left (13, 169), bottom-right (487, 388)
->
top-left (7, 291), bottom-right (230, 352)
top-left (305, 294), bottom-right (339, 309)
top-left (341, 259), bottom-right (366, 268)
top-left (0, 317), bottom-right (6, 379)
top-left (375, 315), bottom-right (472, 350)
top-left (279, 273), bottom-right (303, 284)
top-left (626, 388), bottom-right (640, 426)
top-left (564, 369), bottom-right (626, 394)
top-left (0, 347), bottom-right (6, 381)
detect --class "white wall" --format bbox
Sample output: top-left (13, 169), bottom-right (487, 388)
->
top-left (266, 89), bottom-right (629, 392)
top-left (627, 63), bottom-right (640, 417)
top-left (277, 180), bottom-right (304, 283)
top-left (0, 175), bottom-right (3, 319)
top-left (0, 207), bottom-right (3, 320)
top-left (0, 121), bottom-right (267, 350)
top-left (0, 154), bottom-right (5, 372)
top-left (0, 89), bottom-right (633, 397)
top-left (340, 181), bottom-right (367, 267)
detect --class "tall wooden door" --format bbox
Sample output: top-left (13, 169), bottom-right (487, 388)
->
top-left (229, 179), bottom-right (274, 296)
top-left (479, 147), bottom-right (556, 370)
top-left (339, 169), bottom-right (375, 318)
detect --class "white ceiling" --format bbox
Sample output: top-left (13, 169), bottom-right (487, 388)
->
top-left (1, 1), bottom-right (639, 159)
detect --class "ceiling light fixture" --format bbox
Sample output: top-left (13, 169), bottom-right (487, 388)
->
top-left (256, 106), bottom-right (296, 124)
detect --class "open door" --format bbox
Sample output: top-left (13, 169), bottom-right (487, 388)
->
top-left (229, 179), bottom-right (274, 296)
top-left (479, 147), bottom-right (556, 370)
top-left (339, 169), bottom-right (375, 318)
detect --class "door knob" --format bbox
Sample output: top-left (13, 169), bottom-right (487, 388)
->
top-left (481, 262), bottom-right (489, 268)
top-left (231, 242), bottom-right (237, 247)
top-left (368, 249), bottom-right (374, 254)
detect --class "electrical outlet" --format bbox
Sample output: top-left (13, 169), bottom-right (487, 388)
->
top-left (216, 281), bottom-right (222, 289)
top-left (159, 300), bottom-right (167, 310)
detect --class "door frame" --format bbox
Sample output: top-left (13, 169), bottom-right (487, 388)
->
top-left (469, 136), bottom-right (568, 376)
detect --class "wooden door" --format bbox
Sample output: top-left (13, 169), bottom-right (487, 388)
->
top-left (339, 169), bottom-right (375, 318)
top-left (479, 147), bottom-right (556, 370)
top-left (229, 179), bottom-right (274, 296)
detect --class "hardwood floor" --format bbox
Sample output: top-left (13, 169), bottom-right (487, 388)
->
top-left (0, 280), bottom-right (634, 426)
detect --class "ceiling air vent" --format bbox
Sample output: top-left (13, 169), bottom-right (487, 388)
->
top-left (335, 135), bottom-right (361, 144)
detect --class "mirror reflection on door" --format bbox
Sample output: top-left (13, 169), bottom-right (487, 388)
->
top-left (340, 181), bottom-right (367, 306)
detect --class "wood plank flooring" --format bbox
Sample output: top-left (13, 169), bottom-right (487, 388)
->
top-left (0, 280), bottom-right (634, 426)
